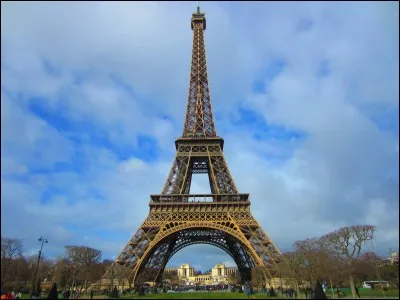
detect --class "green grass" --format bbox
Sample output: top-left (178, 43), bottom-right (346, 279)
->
top-left (326, 288), bottom-right (399, 298)
top-left (98, 290), bottom-right (400, 299)
top-left (359, 289), bottom-right (399, 297)
top-left (95, 292), bottom-right (277, 299)
top-left (20, 289), bottom-right (400, 299)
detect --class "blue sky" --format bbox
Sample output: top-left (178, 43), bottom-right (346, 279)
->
top-left (1, 1), bottom-right (399, 271)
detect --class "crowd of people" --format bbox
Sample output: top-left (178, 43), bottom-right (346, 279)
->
top-left (1, 283), bottom-right (97, 300)
top-left (1, 280), bottom-right (364, 299)
top-left (0, 292), bottom-right (22, 299)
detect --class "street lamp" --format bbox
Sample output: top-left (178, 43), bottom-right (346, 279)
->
top-left (31, 237), bottom-right (48, 297)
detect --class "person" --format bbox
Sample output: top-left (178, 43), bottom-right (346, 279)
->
top-left (269, 287), bottom-right (276, 297)
top-left (90, 289), bottom-right (94, 299)
top-left (337, 287), bottom-right (344, 298)
top-left (244, 286), bottom-right (250, 298)
top-left (312, 281), bottom-right (327, 299)
top-left (47, 282), bottom-right (58, 299)
top-left (16, 292), bottom-right (21, 300)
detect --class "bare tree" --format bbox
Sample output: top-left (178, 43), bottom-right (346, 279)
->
top-left (65, 246), bottom-right (102, 292)
top-left (54, 258), bottom-right (71, 289)
top-left (352, 252), bottom-right (380, 283)
top-left (40, 257), bottom-right (56, 280)
top-left (251, 266), bottom-right (267, 290)
top-left (54, 257), bottom-right (88, 290)
top-left (320, 225), bottom-right (376, 298)
top-left (163, 271), bottom-right (179, 286)
top-left (227, 272), bottom-right (239, 285)
top-left (282, 252), bottom-right (305, 290)
top-left (107, 263), bottom-right (131, 290)
top-left (293, 238), bottom-right (323, 286)
top-left (1, 238), bottom-right (23, 290)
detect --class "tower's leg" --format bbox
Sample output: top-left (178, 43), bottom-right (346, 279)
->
top-left (161, 155), bottom-right (191, 195)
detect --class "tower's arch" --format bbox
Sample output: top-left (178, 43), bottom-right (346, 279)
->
top-left (132, 223), bottom-right (264, 285)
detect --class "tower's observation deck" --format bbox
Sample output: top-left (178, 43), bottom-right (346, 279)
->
top-left (191, 6), bottom-right (206, 30)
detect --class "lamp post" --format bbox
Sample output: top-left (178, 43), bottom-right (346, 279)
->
top-left (31, 237), bottom-right (48, 297)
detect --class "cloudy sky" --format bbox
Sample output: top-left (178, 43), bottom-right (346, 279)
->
top-left (1, 1), bottom-right (398, 271)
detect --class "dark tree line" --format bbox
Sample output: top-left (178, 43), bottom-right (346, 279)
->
top-left (1, 239), bottom-right (111, 294)
top-left (276, 225), bottom-right (398, 298)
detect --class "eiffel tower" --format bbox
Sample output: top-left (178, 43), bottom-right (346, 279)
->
top-left (103, 4), bottom-right (282, 287)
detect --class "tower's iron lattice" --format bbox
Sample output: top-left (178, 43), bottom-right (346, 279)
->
top-left (101, 4), bottom-right (283, 288)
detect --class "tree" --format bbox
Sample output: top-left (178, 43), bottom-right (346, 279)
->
top-left (352, 252), bottom-right (380, 283)
top-left (39, 257), bottom-right (56, 282)
top-left (1, 238), bottom-right (23, 290)
top-left (106, 263), bottom-right (131, 290)
top-left (379, 263), bottom-right (399, 289)
top-left (228, 272), bottom-right (240, 285)
top-left (281, 252), bottom-right (304, 290)
top-left (54, 257), bottom-right (77, 290)
top-left (293, 238), bottom-right (326, 286)
top-left (10, 257), bottom-right (29, 291)
top-left (251, 266), bottom-right (267, 290)
top-left (315, 247), bottom-right (344, 298)
top-left (65, 246), bottom-right (102, 292)
top-left (320, 225), bottom-right (376, 299)
top-left (163, 271), bottom-right (179, 286)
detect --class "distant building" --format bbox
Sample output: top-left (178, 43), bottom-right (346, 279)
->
top-left (164, 263), bottom-right (237, 286)
top-left (178, 263), bottom-right (195, 277)
top-left (164, 263), bottom-right (308, 289)
top-left (164, 268), bottom-right (178, 276)
top-left (211, 263), bottom-right (237, 284)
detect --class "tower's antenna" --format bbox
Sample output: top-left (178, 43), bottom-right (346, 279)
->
top-left (197, 1), bottom-right (200, 13)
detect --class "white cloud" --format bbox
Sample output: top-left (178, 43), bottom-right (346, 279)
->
top-left (1, 1), bottom-right (398, 269)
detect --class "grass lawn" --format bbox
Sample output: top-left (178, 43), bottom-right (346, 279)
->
top-left (326, 288), bottom-right (400, 298)
top-left (95, 290), bottom-right (400, 299)
top-left (20, 289), bottom-right (400, 299)
top-left (90, 292), bottom-right (287, 299)
top-left (359, 289), bottom-right (399, 297)
top-left (20, 292), bottom-right (275, 299)
top-left (98, 292), bottom-right (275, 299)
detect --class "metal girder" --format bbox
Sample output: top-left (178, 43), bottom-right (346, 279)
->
top-left (99, 5), bottom-right (285, 290)
top-left (161, 144), bottom-right (238, 196)
top-left (183, 10), bottom-right (216, 138)
top-left (109, 213), bottom-right (282, 286)
top-left (132, 227), bottom-right (258, 285)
